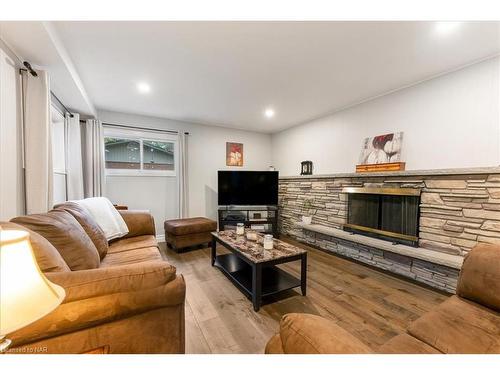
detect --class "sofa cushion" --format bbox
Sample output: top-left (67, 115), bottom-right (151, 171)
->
top-left (108, 235), bottom-right (158, 254)
top-left (456, 243), bottom-right (500, 312)
top-left (0, 221), bottom-right (70, 273)
top-left (407, 295), bottom-right (500, 354)
top-left (378, 333), bottom-right (441, 354)
top-left (11, 211), bottom-right (100, 271)
top-left (164, 217), bottom-right (217, 236)
top-left (278, 313), bottom-right (372, 354)
top-left (101, 247), bottom-right (162, 267)
top-left (55, 202), bottom-right (109, 260)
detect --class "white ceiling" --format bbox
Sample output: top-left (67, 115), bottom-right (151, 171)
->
top-left (0, 21), bottom-right (96, 115)
top-left (3, 21), bottom-right (500, 133)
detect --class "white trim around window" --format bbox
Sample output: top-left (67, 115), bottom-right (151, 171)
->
top-left (103, 126), bottom-right (178, 177)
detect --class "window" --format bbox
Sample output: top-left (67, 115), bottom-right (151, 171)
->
top-left (105, 138), bottom-right (141, 170)
top-left (51, 105), bottom-right (67, 204)
top-left (104, 127), bottom-right (176, 176)
top-left (143, 140), bottom-right (175, 170)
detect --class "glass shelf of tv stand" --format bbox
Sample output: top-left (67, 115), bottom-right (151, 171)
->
top-left (217, 205), bottom-right (278, 210)
top-left (217, 206), bottom-right (279, 237)
top-left (219, 223), bottom-right (276, 236)
top-left (218, 207), bottom-right (277, 219)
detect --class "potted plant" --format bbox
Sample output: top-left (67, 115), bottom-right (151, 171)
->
top-left (302, 198), bottom-right (314, 225)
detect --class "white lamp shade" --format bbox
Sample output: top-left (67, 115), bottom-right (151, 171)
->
top-left (0, 229), bottom-right (65, 336)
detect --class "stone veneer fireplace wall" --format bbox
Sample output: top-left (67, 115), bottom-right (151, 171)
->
top-left (278, 167), bottom-right (500, 293)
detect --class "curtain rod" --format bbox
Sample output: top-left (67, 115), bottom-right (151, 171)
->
top-left (21, 61), bottom-right (37, 77)
top-left (102, 122), bottom-right (189, 135)
top-left (51, 92), bottom-right (74, 118)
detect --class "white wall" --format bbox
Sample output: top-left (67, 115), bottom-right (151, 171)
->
top-left (97, 110), bottom-right (273, 228)
top-left (272, 56), bottom-right (500, 176)
top-left (0, 41), bottom-right (24, 220)
top-left (105, 175), bottom-right (178, 235)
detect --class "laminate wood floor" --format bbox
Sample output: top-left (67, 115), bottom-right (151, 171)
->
top-left (159, 237), bottom-right (448, 354)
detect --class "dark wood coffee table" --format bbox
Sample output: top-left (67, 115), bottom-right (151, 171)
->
top-left (211, 230), bottom-right (307, 311)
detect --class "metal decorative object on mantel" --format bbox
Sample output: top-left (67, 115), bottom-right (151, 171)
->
top-left (300, 160), bottom-right (313, 175)
top-left (356, 132), bottom-right (405, 173)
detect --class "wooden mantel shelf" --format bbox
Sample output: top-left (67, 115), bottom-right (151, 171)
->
top-left (296, 222), bottom-right (464, 269)
top-left (280, 166), bottom-right (500, 180)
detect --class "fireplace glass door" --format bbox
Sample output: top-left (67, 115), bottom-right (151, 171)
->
top-left (346, 192), bottom-right (420, 246)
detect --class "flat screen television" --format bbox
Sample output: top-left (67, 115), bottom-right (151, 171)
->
top-left (218, 171), bottom-right (279, 206)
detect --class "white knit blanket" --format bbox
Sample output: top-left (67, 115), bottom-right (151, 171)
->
top-left (74, 197), bottom-right (129, 241)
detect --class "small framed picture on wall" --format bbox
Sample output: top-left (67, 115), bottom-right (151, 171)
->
top-left (226, 142), bottom-right (243, 166)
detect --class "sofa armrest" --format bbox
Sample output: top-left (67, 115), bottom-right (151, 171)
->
top-left (10, 263), bottom-right (185, 347)
top-left (269, 313), bottom-right (372, 354)
top-left (118, 210), bottom-right (156, 238)
top-left (265, 334), bottom-right (285, 354)
top-left (456, 243), bottom-right (500, 312)
top-left (45, 261), bottom-right (176, 302)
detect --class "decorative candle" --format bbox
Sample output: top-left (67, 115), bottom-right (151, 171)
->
top-left (236, 223), bottom-right (245, 235)
top-left (263, 234), bottom-right (273, 250)
top-left (246, 231), bottom-right (258, 241)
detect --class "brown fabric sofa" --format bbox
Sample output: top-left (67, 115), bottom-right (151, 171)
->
top-left (3, 203), bottom-right (185, 354)
top-left (265, 243), bottom-right (500, 354)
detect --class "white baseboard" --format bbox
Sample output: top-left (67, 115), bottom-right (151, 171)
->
top-left (156, 234), bottom-right (166, 243)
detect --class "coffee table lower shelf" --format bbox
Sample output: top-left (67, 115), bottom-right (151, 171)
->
top-left (213, 253), bottom-right (301, 300)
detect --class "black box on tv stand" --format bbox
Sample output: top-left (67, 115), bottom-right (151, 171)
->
top-left (225, 214), bottom-right (246, 221)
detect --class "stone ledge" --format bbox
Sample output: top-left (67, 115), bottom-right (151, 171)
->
top-left (280, 166), bottom-right (500, 180)
top-left (295, 222), bottom-right (464, 269)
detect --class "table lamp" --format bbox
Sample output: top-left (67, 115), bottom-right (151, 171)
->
top-left (0, 229), bottom-right (66, 352)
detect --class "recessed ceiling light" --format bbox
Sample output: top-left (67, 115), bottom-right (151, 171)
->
top-left (434, 22), bottom-right (461, 36)
top-left (137, 82), bottom-right (151, 94)
top-left (264, 108), bottom-right (275, 118)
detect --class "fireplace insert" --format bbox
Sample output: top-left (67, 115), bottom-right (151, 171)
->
top-left (343, 187), bottom-right (420, 246)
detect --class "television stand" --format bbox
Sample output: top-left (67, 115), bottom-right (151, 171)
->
top-left (218, 206), bottom-right (279, 238)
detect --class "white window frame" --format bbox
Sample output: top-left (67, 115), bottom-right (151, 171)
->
top-left (51, 104), bottom-right (68, 202)
top-left (103, 126), bottom-right (177, 177)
